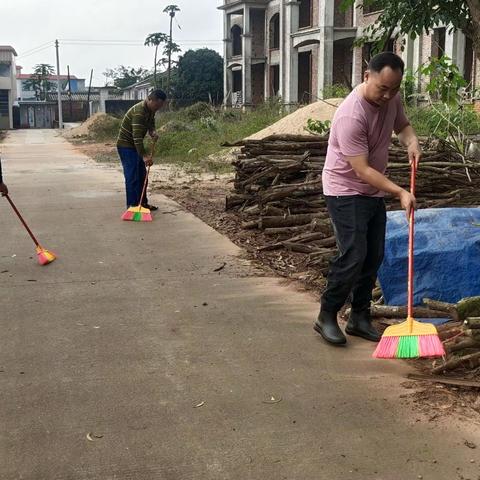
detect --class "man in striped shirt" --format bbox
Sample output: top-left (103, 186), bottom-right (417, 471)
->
top-left (117, 89), bottom-right (167, 209)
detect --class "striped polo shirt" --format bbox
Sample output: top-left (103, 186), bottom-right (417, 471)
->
top-left (117, 101), bottom-right (156, 156)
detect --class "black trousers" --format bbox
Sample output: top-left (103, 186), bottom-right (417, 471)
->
top-left (321, 195), bottom-right (386, 313)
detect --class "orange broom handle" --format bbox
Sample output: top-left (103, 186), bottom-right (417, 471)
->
top-left (4, 194), bottom-right (41, 247)
top-left (138, 165), bottom-right (150, 208)
top-left (138, 139), bottom-right (157, 208)
top-left (407, 161), bottom-right (417, 323)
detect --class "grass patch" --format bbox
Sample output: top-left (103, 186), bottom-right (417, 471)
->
top-left (85, 102), bottom-right (285, 170)
top-left (407, 104), bottom-right (480, 137)
top-left (153, 101), bottom-right (285, 166)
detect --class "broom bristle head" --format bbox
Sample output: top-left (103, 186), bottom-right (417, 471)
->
top-left (121, 210), bottom-right (135, 221)
top-left (36, 247), bottom-right (56, 266)
top-left (373, 317), bottom-right (445, 359)
top-left (372, 336), bottom-right (399, 358)
top-left (419, 334), bottom-right (445, 357)
top-left (122, 206), bottom-right (152, 222)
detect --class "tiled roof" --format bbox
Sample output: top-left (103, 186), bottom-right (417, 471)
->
top-left (0, 45), bottom-right (17, 55)
top-left (17, 74), bottom-right (80, 80)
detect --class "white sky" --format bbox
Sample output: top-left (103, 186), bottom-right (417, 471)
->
top-left (2, 0), bottom-right (224, 86)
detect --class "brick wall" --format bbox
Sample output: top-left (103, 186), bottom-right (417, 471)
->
top-left (356, 8), bottom-right (381, 29)
top-left (334, 0), bottom-right (353, 27)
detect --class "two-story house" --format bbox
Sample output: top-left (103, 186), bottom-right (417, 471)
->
top-left (0, 45), bottom-right (18, 129)
top-left (220, 0), bottom-right (478, 108)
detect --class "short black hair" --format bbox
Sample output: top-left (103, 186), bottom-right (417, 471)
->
top-left (368, 52), bottom-right (404, 75)
top-left (148, 89), bottom-right (167, 101)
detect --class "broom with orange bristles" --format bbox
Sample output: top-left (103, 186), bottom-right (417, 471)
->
top-left (373, 161), bottom-right (445, 359)
top-left (4, 194), bottom-right (56, 266)
top-left (121, 140), bottom-right (157, 222)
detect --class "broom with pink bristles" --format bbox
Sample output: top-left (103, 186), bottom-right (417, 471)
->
top-left (373, 162), bottom-right (445, 359)
top-left (121, 140), bottom-right (156, 222)
top-left (4, 194), bottom-right (56, 266)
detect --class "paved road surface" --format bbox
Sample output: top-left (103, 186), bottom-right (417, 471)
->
top-left (1, 130), bottom-right (478, 479)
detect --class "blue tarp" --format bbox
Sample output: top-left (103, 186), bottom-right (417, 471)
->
top-left (378, 208), bottom-right (480, 306)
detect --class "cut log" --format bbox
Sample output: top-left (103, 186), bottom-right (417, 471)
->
top-left (406, 374), bottom-right (480, 388)
top-left (259, 213), bottom-right (330, 229)
top-left (464, 317), bottom-right (480, 329)
top-left (446, 338), bottom-right (480, 353)
top-left (457, 297), bottom-right (480, 320)
top-left (242, 220), bottom-right (259, 229)
top-left (432, 351), bottom-right (480, 374)
top-left (225, 193), bottom-right (250, 210)
top-left (370, 304), bottom-right (452, 319)
top-left (422, 298), bottom-right (459, 321)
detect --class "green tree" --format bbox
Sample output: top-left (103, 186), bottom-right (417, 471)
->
top-left (144, 32), bottom-right (169, 87)
top-left (175, 49), bottom-right (223, 103)
top-left (342, 0), bottom-right (480, 62)
top-left (24, 63), bottom-right (56, 101)
top-left (102, 65), bottom-right (150, 89)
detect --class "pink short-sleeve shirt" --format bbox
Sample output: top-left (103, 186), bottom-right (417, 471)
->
top-left (322, 88), bottom-right (409, 197)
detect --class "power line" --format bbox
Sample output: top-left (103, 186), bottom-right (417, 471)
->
top-left (18, 40), bottom-right (54, 56)
top-left (17, 41), bottom-right (54, 58)
top-left (60, 38), bottom-right (221, 45)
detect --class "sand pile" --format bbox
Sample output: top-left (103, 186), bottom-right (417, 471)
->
top-left (247, 98), bottom-right (344, 140)
top-left (63, 113), bottom-right (111, 138)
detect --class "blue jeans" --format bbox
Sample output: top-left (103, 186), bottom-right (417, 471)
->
top-left (117, 147), bottom-right (148, 208)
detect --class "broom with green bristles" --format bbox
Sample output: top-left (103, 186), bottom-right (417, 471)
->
top-left (121, 140), bottom-right (156, 222)
top-left (373, 161), bottom-right (445, 359)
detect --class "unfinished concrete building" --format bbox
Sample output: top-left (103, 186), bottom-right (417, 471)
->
top-left (220, 0), bottom-right (478, 108)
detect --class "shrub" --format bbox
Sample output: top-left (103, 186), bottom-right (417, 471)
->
top-left (322, 84), bottom-right (350, 99)
top-left (183, 102), bottom-right (215, 121)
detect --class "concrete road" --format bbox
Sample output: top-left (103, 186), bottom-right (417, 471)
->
top-left (1, 130), bottom-right (478, 480)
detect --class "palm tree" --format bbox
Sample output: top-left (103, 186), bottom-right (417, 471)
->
top-left (163, 5), bottom-right (181, 94)
top-left (144, 33), bottom-right (169, 87)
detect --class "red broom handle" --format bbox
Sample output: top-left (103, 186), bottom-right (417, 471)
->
top-left (4, 194), bottom-right (41, 247)
top-left (407, 161), bottom-right (417, 320)
top-left (138, 139), bottom-right (157, 208)
top-left (138, 165), bottom-right (150, 208)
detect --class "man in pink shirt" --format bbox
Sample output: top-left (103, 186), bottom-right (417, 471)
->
top-left (314, 52), bottom-right (421, 345)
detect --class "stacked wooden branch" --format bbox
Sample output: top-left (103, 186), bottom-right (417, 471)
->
top-left (373, 297), bottom-right (480, 374)
top-left (225, 134), bottom-right (480, 272)
top-left (429, 297), bottom-right (480, 374)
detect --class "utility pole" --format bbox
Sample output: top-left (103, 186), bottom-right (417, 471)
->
top-left (67, 65), bottom-right (73, 122)
top-left (55, 39), bottom-right (63, 129)
top-left (167, 11), bottom-right (174, 95)
top-left (86, 69), bottom-right (93, 120)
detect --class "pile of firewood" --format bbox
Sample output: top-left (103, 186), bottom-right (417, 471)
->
top-left (225, 134), bottom-right (480, 273)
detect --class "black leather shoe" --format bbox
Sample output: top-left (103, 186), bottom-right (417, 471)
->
top-left (345, 309), bottom-right (381, 342)
top-left (313, 310), bottom-right (347, 345)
